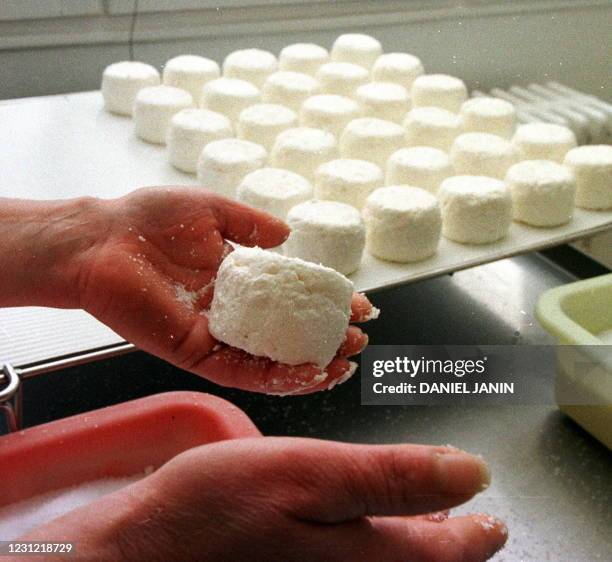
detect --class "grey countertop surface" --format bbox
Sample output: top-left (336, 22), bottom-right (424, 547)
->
top-left (3, 252), bottom-right (611, 561)
top-left (260, 253), bottom-right (612, 562)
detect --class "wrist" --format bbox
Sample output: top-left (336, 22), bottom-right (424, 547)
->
top-left (0, 196), bottom-right (109, 308)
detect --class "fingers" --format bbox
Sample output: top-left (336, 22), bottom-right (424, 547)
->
top-left (195, 347), bottom-right (328, 394)
top-left (350, 292), bottom-right (378, 323)
top-left (320, 513), bottom-right (507, 562)
top-left (272, 440), bottom-right (490, 522)
top-left (337, 325), bottom-right (368, 357)
top-left (196, 323), bottom-right (367, 395)
top-left (288, 358), bottom-right (357, 395)
top-left (210, 195), bottom-right (290, 248)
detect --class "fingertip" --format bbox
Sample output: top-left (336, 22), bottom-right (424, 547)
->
top-left (338, 326), bottom-right (368, 357)
top-left (351, 292), bottom-right (379, 323)
top-left (211, 196), bottom-right (290, 248)
top-left (434, 449), bottom-right (492, 497)
top-left (390, 514), bottom-right (507, 562)
top-left (451, 514), bottom-right (509, 560)
top-left (288, 357), bottom-right (358, 395)
top-left (256, 216), bottom-right (291, 249)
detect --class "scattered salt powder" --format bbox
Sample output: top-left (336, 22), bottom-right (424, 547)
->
top-left (327, 361), bottom-right (358, 390)
top-left (174, 280), bottom-right (215, 310)
top-left (0, 474), bottom-right (144, 541)
top-left (362, 305), bottom-right (381, 321)
top-left (476, 513), bottom-right (508, 537)
top-left (174, 282), bottom-right (197, 308)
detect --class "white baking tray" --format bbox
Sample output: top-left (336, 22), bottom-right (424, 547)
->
top-left (0, 91), bottom-right (610, 366)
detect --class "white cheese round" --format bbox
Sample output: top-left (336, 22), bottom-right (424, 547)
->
top-left (564, 145), bottom-right (612, 210)
top-left (438, 175), bottom-right (512, 244)
top-left (102, 61), bottom-right (160, 116)
top-left (167, 108), bottom-right (233, 173)
top-left (411, 74), bottom-right (467, 113)
top-left (162, 55), bottom-right (220, 103)
top-left (284, 200), bottom-right (366, 275)
top-left (270, 127), bottom-right (338, 182)
top-left (133, 85), bottom-right (193, 144)
top-left (340, 117), bottom-right (405, 168)
top-left (208, 246), bottom-right (353, 368)
top-left (237, 167), bottom-right (313, 220)
top-left (197, 138), bottom-right (267, 198)
top-left (386, 146), bottom-right (453, 194)
top-left (315, 158), bottom-right (383, 210)
top-left (363, 186), bottom-right (442, 263)
top-left (506, 160), bottom-right (576, 226)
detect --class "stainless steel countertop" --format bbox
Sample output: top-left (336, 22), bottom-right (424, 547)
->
top-left (4, 252), bottom-right (611, 561)
top-left (248, 253), bottom-right (611, 562)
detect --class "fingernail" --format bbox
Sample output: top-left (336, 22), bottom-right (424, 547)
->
top-left (476, 455), bottom-right (492, 491)
top-left (476, 513), bottom-right (508, 538)
top-left (360, 332), bottom-right (369, 350)
top-left (435, 450), bottom-right (491, 495)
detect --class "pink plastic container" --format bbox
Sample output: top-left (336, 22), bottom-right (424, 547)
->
top-left (0, 391), bottom-right (260, 508)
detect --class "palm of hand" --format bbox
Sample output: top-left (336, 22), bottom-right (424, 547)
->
top-left (78, 187), bottom-right (371, 394)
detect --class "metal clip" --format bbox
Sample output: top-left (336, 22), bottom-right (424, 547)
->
top-left (0, 363), bottom-right (22, 433)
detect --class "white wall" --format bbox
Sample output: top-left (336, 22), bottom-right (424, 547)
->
top-left (1, 0), bottom-right (611, 100)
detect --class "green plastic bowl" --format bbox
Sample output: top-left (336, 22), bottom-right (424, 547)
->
top-left (536, 273), bottom-right (612, 449)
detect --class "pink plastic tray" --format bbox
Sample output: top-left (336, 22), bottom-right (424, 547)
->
top-left (0, 391), bottom-right (260, 507)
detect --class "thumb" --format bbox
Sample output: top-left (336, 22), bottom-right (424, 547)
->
top-left (265, 439), bottom-right (491, 523)
top-left (209, 194), bottom-right (290, 248)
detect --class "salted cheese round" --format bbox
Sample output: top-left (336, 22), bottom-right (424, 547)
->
top-left (355, 81), bottom-right (411, 124)
top-left (404, 107), bottom-right (461, 151)
top-left (167, 108), bottom-right (233, 173)
top-left (270, 127), bottom-right (338, 182)
top-left (236, 167), bottom-right (313, 220)
top-left (279, 43), bottom-right (330, 76)
top-left (201, 77), bottom-right (260, 123)
top-left (331, 33), bottom-right (383, 70)
top-left (300, 94), bottom-right (360, 136)
top-left (372, 52), bottom-right (424, 90)
top-left (222, 48), bottom-right (277, 88)
top-left (506, 160), bottom-right (576, 226)
top-left (411, 74), bottom-right (468, 113)
top-left (284, 200), bottom-right (366, 275)
top-left (316, 62), bottom-right (370, 98)
top-left (438, 176), bottom-right (512, 244)
top-left (237, 103), bottom-right (298, 152)
top-left (315, 158), bottom-right (383, 210)
top-left (102, 61), bottom-right (160, 116)
top-left (197, 138), bottom-right (267, 198)
top-left (339, 117), bottom-right (405, 168)
top-left (162, 55), bottom-right (220, 103)
top-left (450, 132), bottom-right (518, 179)
top-left (133, 85), bottom-right (193, 144)
top-left (363, 186), bottom-right (442, 263)
top-left (512, 123), bottom-right (577, 163)
top-left (208, 246), bottom-right (353, 368)
top-left (386, 147), bottom-right (452, 194)
top-left (564, 145), bottom-right (612, 210)
top-left (261, 71), bottom-right (319, 112)
top-left (459, 97), bottom-right (517, 139)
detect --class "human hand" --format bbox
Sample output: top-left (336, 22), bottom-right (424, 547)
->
top-left (67, 187), bottom-right (373, 394)
top-left (23, 437), bottom-right (506, 562)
